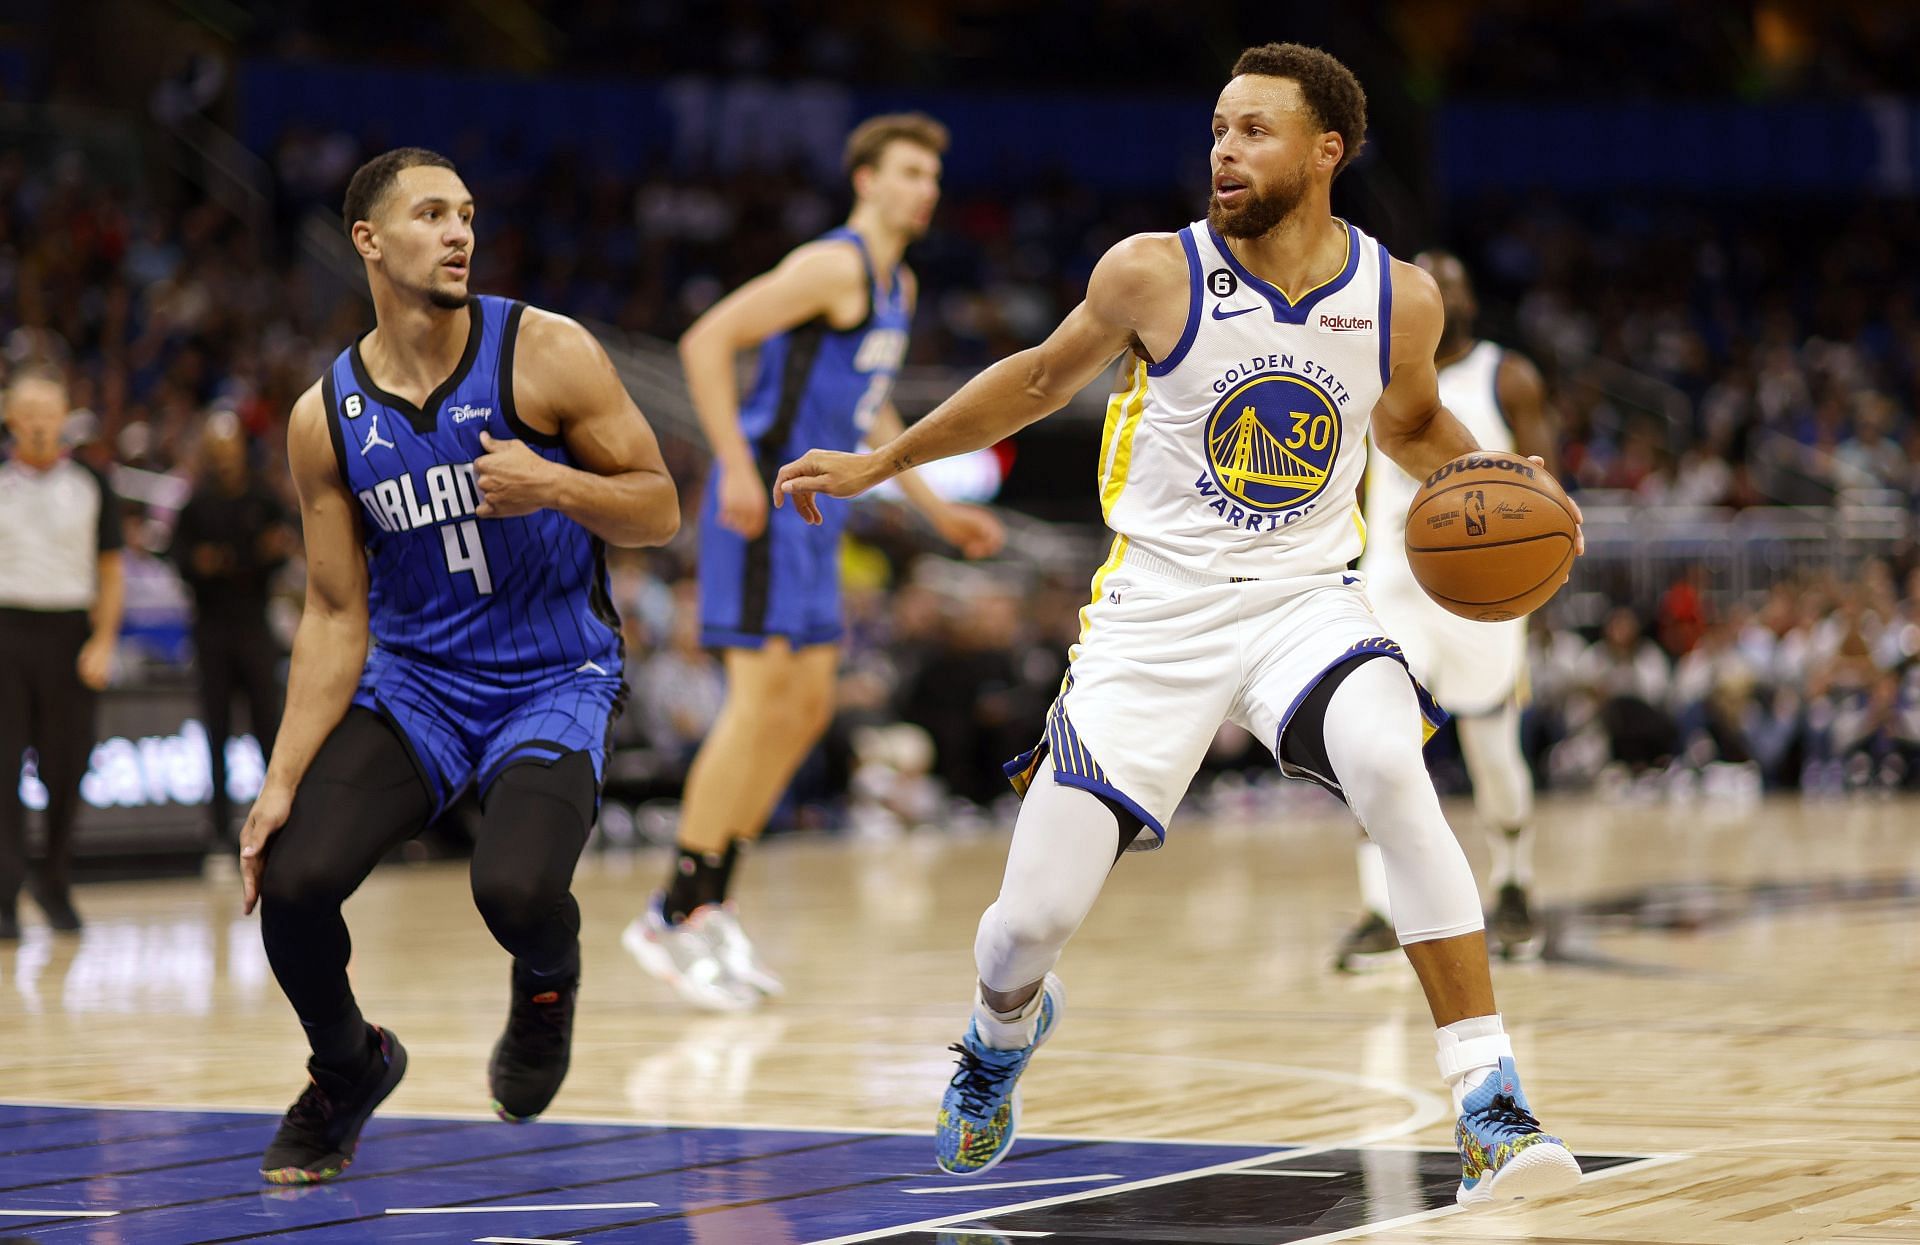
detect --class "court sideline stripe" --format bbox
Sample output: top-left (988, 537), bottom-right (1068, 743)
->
top-left (508, 1142), bottom-right (1107, 1240)
top-left (192, 1130), bottom-right (905, 1243)
top-left (0, 1125), bottom-right (674, 1237)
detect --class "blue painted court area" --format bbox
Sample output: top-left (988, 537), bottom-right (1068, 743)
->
top-left (0, 1103), bottom-right (1286, 1243)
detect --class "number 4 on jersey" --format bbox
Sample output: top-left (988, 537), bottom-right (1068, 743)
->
top-left (441, 519), bottom-right (494, 594)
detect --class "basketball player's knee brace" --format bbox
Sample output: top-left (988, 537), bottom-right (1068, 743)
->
top-left (973, 760), bottom-right (1128, 992)
top-left (1320, 659), bottom-right (1483, 944)
top-left (1456, 705), bottom-right (1532, 830)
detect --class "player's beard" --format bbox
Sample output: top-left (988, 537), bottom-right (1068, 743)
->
top-left (1208, 160), bottom-right (1311, 239)
top-left (428, 282), bottom-right (471, 310)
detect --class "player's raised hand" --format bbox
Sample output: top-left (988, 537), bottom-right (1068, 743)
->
top-left (475, 431), bottom-right (560, 518)
top-left (934, 502), bottom-right (1005, 559)
top-left (715, 460), bottom-right (769, 538)
top-left (1526, 454), bottom-right (1584, 557)
top-left (239, 784), bottom-right (294, 915)
top-left (772, 449), bottom-right (881, 526)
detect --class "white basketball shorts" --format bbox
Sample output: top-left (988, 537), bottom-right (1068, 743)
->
top-left (1006, 542), bottom-right (1444, 847)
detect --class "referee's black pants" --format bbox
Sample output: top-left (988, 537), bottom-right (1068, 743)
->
top-left (0, 608), bottom-right (96, 909)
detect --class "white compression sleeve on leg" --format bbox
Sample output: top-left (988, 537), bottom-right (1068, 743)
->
top-left (1320, 658), bottom-right (1484, 944)
top-left (970, 756), bottom-right (1125, 1046)
top-left (1456, 703), bottom-right (1534, 887)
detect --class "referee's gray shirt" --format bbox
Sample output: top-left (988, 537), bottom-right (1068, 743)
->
top-left (0, 455), bottom-right (124, 612)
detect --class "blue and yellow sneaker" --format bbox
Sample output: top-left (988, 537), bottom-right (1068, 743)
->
top-left (934, 974), bottom-right (1065, 1176)
top-left (1455, 1056), bottom-right (1582, 1206)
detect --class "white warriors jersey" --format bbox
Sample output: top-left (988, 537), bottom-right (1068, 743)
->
top-left (1096, 218), bottom-right (1393, 580)
top-left (1360, 339), bottom-right (1514, 588)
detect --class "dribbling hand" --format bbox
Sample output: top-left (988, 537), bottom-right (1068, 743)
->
top-left (772, 449), bottom-right (882, 525)
top-left (240, 785), bottom-right (293, 915)
top-left (1526, 455), bottom-right (1585, 557)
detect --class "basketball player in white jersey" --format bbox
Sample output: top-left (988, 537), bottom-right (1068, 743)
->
top-left (775, 43), bottom-right (1585, 1208)
top-left (1338, 250), bottom-right (1558, 971)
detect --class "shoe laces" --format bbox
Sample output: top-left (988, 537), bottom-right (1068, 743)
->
top-left (509, 985), bottom-right (574, 1057)
top-left (946, 1042), bottom-right (1021, 1118)
top-left (1467, 1092), bottom-right (1543, 1141)
top-left (284, 1079), bottom-right (336, 1133)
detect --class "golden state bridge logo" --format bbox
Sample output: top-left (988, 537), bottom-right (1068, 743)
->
top-left (1199, 373), bottom-right (1341, 515)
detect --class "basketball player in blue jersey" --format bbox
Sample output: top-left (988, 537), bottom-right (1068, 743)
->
top-left (780, 45), bottom-right (1586, 1208)
top-left (623, 113), bottom-right (1002, 1009)
top-left (237, 148), bottom-right (679, 1184)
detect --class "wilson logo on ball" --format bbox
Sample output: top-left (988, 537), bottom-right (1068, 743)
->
top-left (1423, 454), bottom-right (1535, 488)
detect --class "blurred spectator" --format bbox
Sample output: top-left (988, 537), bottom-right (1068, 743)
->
top-left (1575, 608), bottom-right (1677, 771)
top-left (168, 411), bottom-right (293, 844)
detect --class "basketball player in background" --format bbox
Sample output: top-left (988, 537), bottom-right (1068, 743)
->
top-left (623, 114), bottom-right (1002, 1011)
top-left (778, 44), bottom-right (1584, 1207)
top-left (1337, 250), bottom-right (1558, 970)
top-left (240, 148), bottom-right (678, 1182)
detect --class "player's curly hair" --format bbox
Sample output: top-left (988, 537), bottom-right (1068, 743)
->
top-left (1231, 43), bottom-right (1368, 177)
top-left (842, 112), bottom-right (949, 178)
top-left (342, 147), bottom-right (458, 233)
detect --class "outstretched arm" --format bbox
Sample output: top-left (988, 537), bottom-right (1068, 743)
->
top-left (866, 400), bottom-right (1003, 558)
top-left (475, 308), bottom-right (679, 548)
top-left (774, 234), bottom-right (1184, 524)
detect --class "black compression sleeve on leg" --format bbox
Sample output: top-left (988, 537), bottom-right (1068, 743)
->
top-left (258, 707), bottom-right (431, 1069)
top-left (472, 753), bottom-right (596, 978)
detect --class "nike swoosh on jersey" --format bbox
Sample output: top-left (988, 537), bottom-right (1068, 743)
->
top-left (1211, 304), bottom-right (1259, 321)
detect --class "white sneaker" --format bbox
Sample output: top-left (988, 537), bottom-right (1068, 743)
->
top-left (700, 904), bottom-right (785, 998)
top-left (622, 894), bottom-right (758, 1012)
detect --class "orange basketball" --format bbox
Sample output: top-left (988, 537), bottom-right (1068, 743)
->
top-left (1405, 451), bottom-right (1577, 622)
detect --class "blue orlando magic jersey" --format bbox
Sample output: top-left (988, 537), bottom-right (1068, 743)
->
top-left (737, 227), bottom-right (911, 469)
top-left (323, 295), bottom-right (621, 679)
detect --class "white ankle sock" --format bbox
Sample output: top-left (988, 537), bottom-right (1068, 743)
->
top-left (1487, 825), bottom-right (1533, 888)
top-left (973, 985), bottom-right (1043, 1050)
top-left (1435, 1014), bottom-right (1512, 1113)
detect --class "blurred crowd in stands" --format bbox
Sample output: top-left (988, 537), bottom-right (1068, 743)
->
top-left (1526, 558), bottom-right (1920, 802)
top-left (234, 1), bottom-right (1920, 98)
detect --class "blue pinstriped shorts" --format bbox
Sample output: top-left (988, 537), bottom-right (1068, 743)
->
top-left (352, 646), bottom-right (625, 815)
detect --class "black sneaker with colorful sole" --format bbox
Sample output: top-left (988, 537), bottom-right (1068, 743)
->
top-left (489, 963), bottom-right (577, 1122)
top-left (260, 1025), bottom-right (408, 1184)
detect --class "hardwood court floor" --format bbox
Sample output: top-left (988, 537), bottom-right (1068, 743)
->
top-left (2, 792), bottom-right (1916, 1243)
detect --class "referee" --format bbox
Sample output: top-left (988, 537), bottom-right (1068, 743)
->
top-left (0, 364), bottom-right (123, 939)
